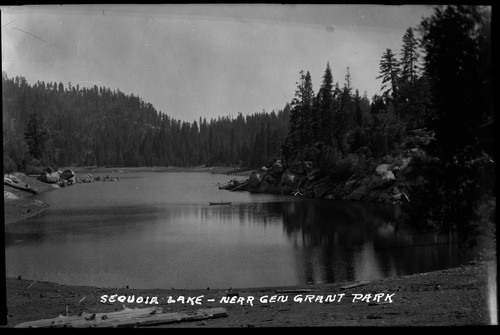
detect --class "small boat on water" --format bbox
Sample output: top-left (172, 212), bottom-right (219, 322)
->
top-left (209, 202), bottom-right (232, 206)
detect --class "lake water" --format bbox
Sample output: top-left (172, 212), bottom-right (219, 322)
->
top-left (5, 171), bottom-right (480, 289)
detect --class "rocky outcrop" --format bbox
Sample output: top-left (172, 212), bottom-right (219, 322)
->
top-left (224, 152), bottom-right (417, 205)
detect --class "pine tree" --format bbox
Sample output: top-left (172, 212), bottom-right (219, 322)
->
top-left (398, 27), bottom-right (427, 127)
top-left (420, 5), bottom-right (492, 154)
top-left (354, 89), bottom-right (363, 127)
top-left (400, 27), bottom-right (420, 85)
top-left (24, 112), bottom-right (51, 162)
top-left (377, 49), bottom-right (400, 118)
top-left (316, 63), bottom-right (335, 145)
top-left (332, 69), bottom-right (355, 157)
top-left (287, 70), bottom-right (314, 155)
top-left (406, 5), bottom-right (493, 239)
top-left (341, 67), bottom-right (353, 111)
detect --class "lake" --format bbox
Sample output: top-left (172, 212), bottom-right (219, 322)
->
top-left (5, 171), bottom-right (480, 289)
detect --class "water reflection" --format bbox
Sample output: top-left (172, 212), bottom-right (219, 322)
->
top-left (274, 199), bottom-right (474, 283)
top-left (5, 172), bottom-right (480, 289)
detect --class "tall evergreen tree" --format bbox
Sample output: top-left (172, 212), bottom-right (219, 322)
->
top-left (287, 70), bottom-right (314, 155)
top-left (420, 5), bottom-right (492, 156)
top-left (406, 5), bottom-right (493, 240)
top-left (398, 27), bottom-right (429, 128)
top-left (377, 49), bottom-right (400, 117)
top-left (354, 89), bottom-right (363, 127)
top-left (24, 112), bottom-right (51, 162)
top-left (316, 63), bottom-right (335, 145)
top-left (400, 27), bottom-right (420, 85)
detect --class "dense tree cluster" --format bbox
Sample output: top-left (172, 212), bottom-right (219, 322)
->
top-left (2, 74), bottom-right (289, 172)
top-left (283, 5), bottom-right (493, 238)
top-left (405, 5), bottom-right (494, 239)
top-left (283, 25), bottom-right (430, 180)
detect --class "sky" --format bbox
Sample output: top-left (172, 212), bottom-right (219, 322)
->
top-left (1, 4), bottom-right (437, 122)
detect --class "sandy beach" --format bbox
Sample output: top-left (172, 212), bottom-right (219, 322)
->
top-left (3, 261), bottom-right (494, 327)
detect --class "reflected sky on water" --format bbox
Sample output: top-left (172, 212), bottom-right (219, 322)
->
top-left (5, 172), bottom-right (481, 289)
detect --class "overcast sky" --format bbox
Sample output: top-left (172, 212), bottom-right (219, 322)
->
top-left (1, 4), bottom-right (436, 122)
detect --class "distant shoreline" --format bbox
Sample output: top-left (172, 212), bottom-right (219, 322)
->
top-left (4, 166), bottom-right (253, 226)
top-left (66, 165), bottom-right (253, 176)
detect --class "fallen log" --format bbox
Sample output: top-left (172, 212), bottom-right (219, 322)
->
top-left (228, 180), bottom-right (249, 191)
top-left (4, 180), bottom-right (38, 195)
top-left (340, 280), bottom-right (372, 290)
top-left (274, 289), bottom-right (313, 294)
top-left (15, 306), bottom-right (228, 328)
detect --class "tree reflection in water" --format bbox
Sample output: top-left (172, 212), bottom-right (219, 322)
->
top-left (204, 199), bottom-right (478, 285)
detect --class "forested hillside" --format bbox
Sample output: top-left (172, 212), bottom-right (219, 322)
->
top-left (2, 75), bottom-right (289, 171)
top-left (225, 5), bottom-right (493, 238)
top-left (292, 5), bottom-right (493, 238)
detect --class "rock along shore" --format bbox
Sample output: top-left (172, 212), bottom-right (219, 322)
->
top-left (221, 152), bottom-right (419, 205)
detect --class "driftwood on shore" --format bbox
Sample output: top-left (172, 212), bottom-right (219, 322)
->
top-left (4, 180), bottom-right (38, 195)
top-left (340, 280), bottom-right (372, 290)
top-left (15, 306), bottom-right (228, 328)
top-left (274, 289), bottom-right (313, 294)
top-left (219, 180), bottom-right (249, 192)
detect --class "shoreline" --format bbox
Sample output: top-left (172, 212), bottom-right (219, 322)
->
top-left (69, 165), bottom-right (252, 175)
top-left (3, 166), bottom-right (248, 226)
top-left (4, 170), bottom-right (496, 326)
top-left (3, 260), bottom-right (494, 327)
top-left (3, 172), bottom-right (58, 225)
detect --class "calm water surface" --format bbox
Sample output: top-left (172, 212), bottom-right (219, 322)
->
top-left (5, 171), bottom-right (479, 289)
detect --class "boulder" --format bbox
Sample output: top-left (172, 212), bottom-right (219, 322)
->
top-left (5, 174), bottom-right (21, 184)
top-left (391, 156), bottom-right (412, 172)
top-left (249, 172), bottom-right (264, 188)
top-left (375, 164), bottom-right (391, 176)
top-left (375, 164), bottom-right (396, 182)
top-left (39, 172), bottom-right (60, 184)
top-left (61, 169), bottom-right (75, 181)
top-left (400, 157), bottom-right (412, 171)
top-left (258, 180), bottom-right (271, 193)
top-left (4, 191), bottom-right (19, 200)
top-left (280, 170), bottom-right (300, 193)
top-left (269, 160), bottom-right (284, 175)
top-left (381, 170), bottom-right (395, 182)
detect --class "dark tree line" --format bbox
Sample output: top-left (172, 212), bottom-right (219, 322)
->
top-left (283, 5), bottom-right (493, 238)
top-left (405, 5), bottom-right (494, 240)
top-left (283, 24), bottom-right (430, 180)
top-left (2, 73), bottom-right (289, 172)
